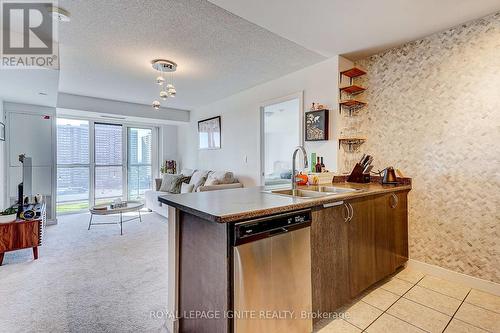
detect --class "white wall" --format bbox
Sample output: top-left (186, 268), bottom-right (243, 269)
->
top-left (0, 100), bottom-right (6, 209)
top-left (159, 125), bottom-right (178, 171)
top-left (177, 57), bottom-right (341, 186)
top-left (4, 102), bottom-right (57, 221)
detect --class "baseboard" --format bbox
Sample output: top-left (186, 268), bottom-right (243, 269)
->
top-left (407, 259), bottom-right (500, 296)
top-left (46, 219), bottom-right (57, 226)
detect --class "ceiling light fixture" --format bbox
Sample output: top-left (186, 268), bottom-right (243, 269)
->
top-left (48, 6), bottom-right (71, 22)
top-left (151, 59), bottom-right (177, 109)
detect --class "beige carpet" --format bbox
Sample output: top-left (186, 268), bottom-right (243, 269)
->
top-left (0, 211), bottom-right (170, 333)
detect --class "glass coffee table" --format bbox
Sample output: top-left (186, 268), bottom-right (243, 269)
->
top-left (88, 201), bottom-right (144, 235)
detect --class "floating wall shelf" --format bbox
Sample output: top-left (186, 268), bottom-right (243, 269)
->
top-left (340, 67), bottom-right (366, 79)
top-left (339, 67), bottom-right (367, 85)
top-left (338, 137), bottom-right (366, 150)
top-left (339, 99), bottom-right (366, 107)
top-left (339, 67), bottom-right (367, 116)
top-left (339, 99), bottom-right (367, 115)
top-left (340, 85), bottom-right (366, 95)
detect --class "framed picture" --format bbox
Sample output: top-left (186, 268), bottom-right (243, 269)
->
top-left (305, 109), bottom-right (329, 141)
top-left (0, 122), bottom-right (5, 141)
top-left (198, 116), bottom-right (221, 149)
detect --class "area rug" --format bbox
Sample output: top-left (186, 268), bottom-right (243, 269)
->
top-left (0, 211), bottom-right (170, 332)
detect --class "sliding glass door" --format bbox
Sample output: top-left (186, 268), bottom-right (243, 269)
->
top-left (57, 119), bottom-right (157, 214)
top-left (94, 123), bottom-right (123, 205)
top-left (127, 127), bottom-right (152, 201)
top-left (56, 119), bottom-right (90, 214)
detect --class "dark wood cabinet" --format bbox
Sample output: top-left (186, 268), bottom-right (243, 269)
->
top-left (311, 203), bottom-right (350, 319)
top-left (373, 193), bottom-right (396, 281)
top-left (348, 196), bottom-right (377, 298)
top-left (392, 191), bottom-right (409, 270)
top-left (348, 191), bottom-right (409, 296)
top-left (178, 211), bottom-right (230, 333)
top-left (311, 190), bottom-right (409, 313)
top-left (373, 191), bottom-right (409, 277)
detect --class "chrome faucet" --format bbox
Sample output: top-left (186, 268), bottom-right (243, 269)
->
top-left (292, 146), bottom-right (308, 190)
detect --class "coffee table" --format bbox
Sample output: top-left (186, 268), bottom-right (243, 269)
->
top-left (88, 201), bottom-right (144, 235)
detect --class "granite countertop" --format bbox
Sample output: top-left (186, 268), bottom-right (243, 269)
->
top-left (158, 181), bottom-right (412, 223)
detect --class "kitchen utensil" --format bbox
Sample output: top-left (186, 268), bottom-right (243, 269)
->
top-left (359, 153), bottom-right (366, 164)
top-left (365, 156), bottom-right (373, 167)
top-left (381, 167), bottom-right (398, 184)
top-left (363, 164), bottom-right (373, 174)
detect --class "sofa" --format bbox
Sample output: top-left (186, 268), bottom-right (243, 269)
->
top-left (145, 169), bottom-right (243, 218)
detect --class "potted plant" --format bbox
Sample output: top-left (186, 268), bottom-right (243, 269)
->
top-left (0, 206), bottom-right (18, 224)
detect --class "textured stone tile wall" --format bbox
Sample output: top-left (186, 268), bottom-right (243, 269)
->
top-left (355, 12), bottom-right (500, 283)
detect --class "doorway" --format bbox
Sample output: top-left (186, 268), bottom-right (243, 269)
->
top-left (260, 93), bottom-right (303, 186)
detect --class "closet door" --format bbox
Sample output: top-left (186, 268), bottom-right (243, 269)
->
top-left (8, 111), bottom-right (54, 219)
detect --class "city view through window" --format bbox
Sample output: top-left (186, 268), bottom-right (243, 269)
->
top-left (56, 118), bottom-right (153, 214)
top-left (57, 119), bottom-right (90, 214)
top-left (127, 128), bottom-right (153, 201)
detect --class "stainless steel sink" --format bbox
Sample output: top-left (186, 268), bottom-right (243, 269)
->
top-left (269, 189), bottom-right (333, 199)
top-left (316, 186), bottom-right (362, 194)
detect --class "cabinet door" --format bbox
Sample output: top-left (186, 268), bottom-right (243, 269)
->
top-left (311, 204), bottom-right (350, 317)
top-left (392, 191), bottom-right (409, 269)
top-left (374, 193), bottom-right (395, 281)
top-left (348, 197), bottom-right (377, 298)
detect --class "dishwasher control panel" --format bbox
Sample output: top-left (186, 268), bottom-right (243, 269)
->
top-left (234, 210), bottom-right (311, 244)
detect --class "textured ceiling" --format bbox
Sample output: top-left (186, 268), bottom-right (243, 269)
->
top-left (57, 0), bottom-right (325, 110)
top-left (0, 69), bottom-right (59, 107)
top-left (209, 0), bottom-right (500, 59)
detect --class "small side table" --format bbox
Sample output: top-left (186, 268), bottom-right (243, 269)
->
top-left (88, 201), bottom-right (144, 235)
top-left (0, 219), bottom-right (42, 266)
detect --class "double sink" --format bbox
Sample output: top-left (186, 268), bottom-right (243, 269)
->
top-left (267, 186), bottom-right (362, 199)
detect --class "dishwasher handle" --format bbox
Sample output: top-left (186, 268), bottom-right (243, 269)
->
top-left (269, 227), bottom-right (289, 236)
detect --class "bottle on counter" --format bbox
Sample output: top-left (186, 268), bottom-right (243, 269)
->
top-left (310, 152), bottom-right (317, 173)
top-left (320, 157), bottom-right (325, 173)
top-left (315, 157), bottom-right (322, 173)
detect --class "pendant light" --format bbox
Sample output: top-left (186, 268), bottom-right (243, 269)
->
top-left (151, 59), bottom-right (177, 109)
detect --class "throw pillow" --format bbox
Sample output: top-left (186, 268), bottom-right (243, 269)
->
top-left (189, 170), bottom-right (210, 191)
top-left (160, 174), bottom-right (188, 194)
top-left (204, 171), bottom-right (236, 186)
top-left (180, 168), bottom-right (196, 177)
top-left (180, 183), bottom-right (195, 193)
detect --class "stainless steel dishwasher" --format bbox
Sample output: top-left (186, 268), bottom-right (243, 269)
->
top-left (233, 210), bottom-right (312, 333)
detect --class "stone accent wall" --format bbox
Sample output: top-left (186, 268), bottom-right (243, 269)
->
top-left (355, 12), bottom-right (500, 283)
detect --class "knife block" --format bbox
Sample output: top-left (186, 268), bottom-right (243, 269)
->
top-left (347, 163), bottom-right (370, 183)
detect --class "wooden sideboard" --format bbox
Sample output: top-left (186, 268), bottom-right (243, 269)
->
top-left (0, 219), bottom-right (43, 265)
top-left (0, 204), bottom-right (46, 266)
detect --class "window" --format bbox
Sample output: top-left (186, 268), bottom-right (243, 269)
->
top-left (56, 118), bottom-right (90, 214)
top-left (94, 123), bottom-right (123, 205)
top-left (127, 128), bottom-right (152, 201)
top-left (56, 118), bottom-right (158, 215)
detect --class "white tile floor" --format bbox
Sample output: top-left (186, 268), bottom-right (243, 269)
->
top-left (316, 267), bottom-right (500, 333)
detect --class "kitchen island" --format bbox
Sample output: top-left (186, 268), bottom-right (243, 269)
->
top-left (159, 180), bottom-right (411, 333)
